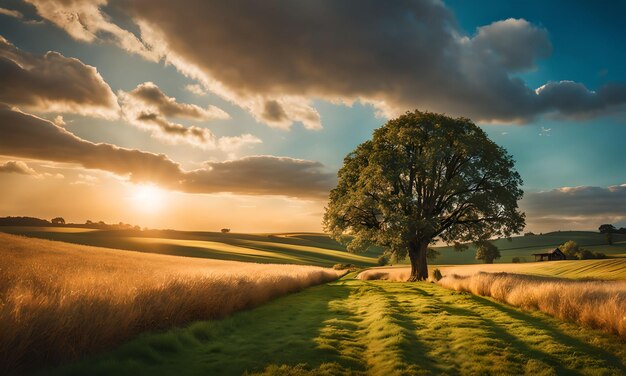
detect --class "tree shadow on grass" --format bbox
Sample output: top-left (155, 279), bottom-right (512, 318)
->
top-left (466, 294), bottom-right (626, 373)
top-left (382, 291), bottom-right (446, 374)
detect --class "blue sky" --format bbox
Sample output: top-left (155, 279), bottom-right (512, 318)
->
top-left (0, 0), bottom-right (625, 232)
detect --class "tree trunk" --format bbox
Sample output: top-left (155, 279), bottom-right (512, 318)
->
top-left (408, 240), bottom-right (429, 281)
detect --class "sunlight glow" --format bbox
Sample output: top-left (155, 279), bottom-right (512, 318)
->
top-left (130, 184), bottom-right (166, 213)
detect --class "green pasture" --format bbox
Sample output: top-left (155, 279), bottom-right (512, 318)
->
top-left (49, 276), bottom-right (626, 376)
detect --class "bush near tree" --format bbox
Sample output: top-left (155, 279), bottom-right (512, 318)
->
top-left (475, 240), bottom-right (501, 264)
top-left (377, 255), bottom-right (389, 266)
top-left (560, 240), bottom-right (607, 260)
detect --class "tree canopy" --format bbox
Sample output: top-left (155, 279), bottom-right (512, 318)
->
top-left (324, 110), bottom-right (525, 280)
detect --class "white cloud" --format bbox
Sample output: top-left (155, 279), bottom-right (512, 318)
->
top-left (185, 84), bottom-right (207, 96)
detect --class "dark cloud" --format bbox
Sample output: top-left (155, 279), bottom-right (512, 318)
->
top-left (0, 105), bottom-right (332, 198)
top-left (535, 81), bottom-right (626, 119)
top-left (0, 160), bottom-right (36, 175)
top-left (112, 1), bottom-right (625, 125)
top-left (0, 35), bottom-right (119, 118)
top-left (522, 185), bottom-right (626, 230)
top-left (183, 156), bottom-right (336, 198)
top-left (262, 100), bottom-right (288, 122)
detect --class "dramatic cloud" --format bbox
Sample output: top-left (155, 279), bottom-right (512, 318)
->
top-left (0, 105), bottom-right (332, 198)
top-left (26, 0), bottom-right (626, 128)
top-left (125, 82), bottom-right (228, 120)
top-left (0, 160), bottom-right (37, 175)
top-left (522, 185), bottom-right (626, 231)
top-left (0, 36), bottom-right (119, 118)
top-left (118, 82), bottom-right (259, 151)
top-left (0, 104), bottom-right (181, 183)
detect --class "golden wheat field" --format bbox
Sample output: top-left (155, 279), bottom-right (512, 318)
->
top-left (438, 272), bottom-right (626, 341)
top-left (0, 233), bottom-right (343, 373)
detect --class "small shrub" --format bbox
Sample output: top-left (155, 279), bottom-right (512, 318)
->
top-left (578, 249), bottom-right (595, 260)
top-left (377, 255), bottom-right (389, 266)
top-left (595, 252), bottom-right (607, 259)
top-left (220, 228), bottom-right (231, 234)
top-left (432, 268), bottom-right (443, 281)
top-left (333, 263), bottom-right (355, 270)
top-left (511, 257), bottom-right (521, 263)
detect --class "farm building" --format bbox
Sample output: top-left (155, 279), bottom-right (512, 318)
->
top-left (532, 248), bottom-right (566, 262)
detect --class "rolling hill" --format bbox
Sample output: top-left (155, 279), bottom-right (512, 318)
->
top-left (1, 227), bottom-right (625, 267)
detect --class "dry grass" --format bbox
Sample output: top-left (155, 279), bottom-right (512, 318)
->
top-left (358, 258), bottom-right (626, 281)
top-left (438, 272), bottom-right (626, 341)
top-left (358, 266), bottom-right (411, 281)
top-left (0, 233), bottom-right (343, 374)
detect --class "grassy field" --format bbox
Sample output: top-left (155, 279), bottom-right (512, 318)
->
top-left (1, 226), bottom-right (624, 266)
top-left (49, 276), bottom-right (626, 376)
top-left (0, 227), bottom-right (382, 266)
top-left (4, 229), bottom-right (626, 374)
top-left (0, 233), bottom-right (342, 374)
top-left (360, 258), bottom-right (626, 281)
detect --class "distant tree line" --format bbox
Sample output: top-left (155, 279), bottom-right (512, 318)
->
top-left (0, 216), bottom-right (141, 230)
top-left (0, 216), bottom-right (51, 226)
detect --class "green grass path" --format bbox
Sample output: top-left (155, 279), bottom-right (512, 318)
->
top-left (50, 276), bottom-right (626, 376)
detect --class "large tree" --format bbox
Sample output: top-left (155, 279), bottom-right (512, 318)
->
top-left (324, 110), bottom-right (525, 281)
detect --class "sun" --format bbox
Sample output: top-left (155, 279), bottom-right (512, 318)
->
top-left (130, 184), bottom-right (166, 212)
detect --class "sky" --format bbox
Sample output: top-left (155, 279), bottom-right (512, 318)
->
top-left (0, 0), bottom-right (625, 233)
